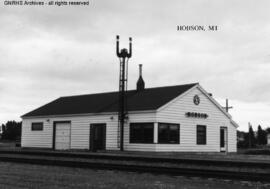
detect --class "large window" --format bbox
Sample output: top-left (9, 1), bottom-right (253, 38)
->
top-left (31, 122), bottom-right (43, 131)
top-left (158, 123), bottom-right (180, 144)
top-left (130, 123), bottom-right (154, 143)
top-left (197, 125), bottom-right (206, 145)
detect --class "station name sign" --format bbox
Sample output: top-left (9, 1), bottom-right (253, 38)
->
top-left (185, 112), bottom-right (208, 119)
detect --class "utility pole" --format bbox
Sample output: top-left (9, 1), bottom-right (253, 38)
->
top-left (116, 35), bottom-right (132, 151)
top-left (224, 99), bottom-right (233, 113)
top-left (248, 122), bottom-right (252, 148)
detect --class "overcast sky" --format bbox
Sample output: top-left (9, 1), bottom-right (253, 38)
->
top-left (1, 0), bottom-right (270, 131)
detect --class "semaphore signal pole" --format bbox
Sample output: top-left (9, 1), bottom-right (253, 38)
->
top-left (116, 35), bottom-right (132, 151)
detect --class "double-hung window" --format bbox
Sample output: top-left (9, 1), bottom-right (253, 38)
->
top-left (197, 125), bottom-right (206, 145)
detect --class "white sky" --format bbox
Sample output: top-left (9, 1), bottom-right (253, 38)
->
top-left (1, 0), bottom-right (270, 131)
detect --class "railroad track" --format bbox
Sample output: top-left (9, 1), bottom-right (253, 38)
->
top-left (0, 150), bottom-right (269, 182)
top-left (0, 149), bottom-right (269, 169)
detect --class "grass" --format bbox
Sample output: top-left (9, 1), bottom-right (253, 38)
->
top-left (0, 162), bottom-right (269, 189)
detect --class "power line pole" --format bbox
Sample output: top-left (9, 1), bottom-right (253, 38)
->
top-left (248, 122), bottom-right (252, 148)
top-left (223, 99), bottom-right (233, 113)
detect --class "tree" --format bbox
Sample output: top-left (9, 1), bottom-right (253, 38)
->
top-left (266, 127), bottom-right (270, 134)
top-left (248, 123), bottom-right (256, 148)
top-left (257, 125), bottom-right (267, 145)
top-left (1, 121), bottom-right (21, 140)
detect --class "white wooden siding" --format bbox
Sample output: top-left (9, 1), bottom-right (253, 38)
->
top-left (22, 119), bottom-right (53, 148)
top-left (22, 112), bottom-right (156, 151)
top-left (22, 114), bottom-right (119, 150)
top-left (156, 86), bottom-right (237, 152)
top-left (228, 122), bottom-right (237, 152)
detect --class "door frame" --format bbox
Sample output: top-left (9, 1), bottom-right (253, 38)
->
top-left (89, 123), bottom-right (106, 151)
top-left (220, 126), bottom-right (228, 152)
top-left (53, 121), bottom-right (71, 150)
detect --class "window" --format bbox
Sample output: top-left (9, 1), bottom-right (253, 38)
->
top-left (158, 123), bottom-right (180, 144)
top-left (130, 123), bottom-right (154, 143)
top-left (31, 122), bottom-right (43, 131)
top-left (197, 125), bottom-right (206, 145)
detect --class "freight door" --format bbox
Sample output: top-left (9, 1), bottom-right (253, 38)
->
top-left (55, 123), bottom-right (71, 150)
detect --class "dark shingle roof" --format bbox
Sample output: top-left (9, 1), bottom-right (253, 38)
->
top-left (22, 83), bottom-right (197, 117)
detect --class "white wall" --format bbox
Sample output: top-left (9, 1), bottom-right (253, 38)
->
top-left (22, 113), bottom-right (119, 150)
top-left (22, 111), bottom-right (157, 151)
top-left (22, 118), bottom-right (53, 148)
top-left (228, 121), bottom-right (237, 152)
top-left (156, 86), bottom-right (237, 152)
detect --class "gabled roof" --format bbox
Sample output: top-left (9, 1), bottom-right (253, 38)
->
top-left (22, 83), bottom-right (198, 118)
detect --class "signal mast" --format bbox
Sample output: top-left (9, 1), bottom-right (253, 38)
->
top-left (116, 35), bottom-right (132, 151)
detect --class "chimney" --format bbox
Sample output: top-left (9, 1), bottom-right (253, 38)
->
top-left (136, 64), bottom-right (145, 91)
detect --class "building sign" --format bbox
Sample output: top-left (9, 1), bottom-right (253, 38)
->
top-left (193, 95), bottom-right (200, 105)
top-left (185, 112), bottom-right (208, 119)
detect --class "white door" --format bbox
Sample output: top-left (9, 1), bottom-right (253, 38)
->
top-left (220, 127), bottom-right (227, 152)
top-left (55, 123), bottom-right (71, 150)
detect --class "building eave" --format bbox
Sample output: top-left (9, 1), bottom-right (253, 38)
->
top-left (21, 110), bottom-right (157, 120)
top-left (230, 119), bottom-right (239, 128)
top-left (196, 84), bottom-right (239, 128)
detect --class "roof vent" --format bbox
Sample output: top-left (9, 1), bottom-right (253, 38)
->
top-left (136, 64), bottom-right (145, 92)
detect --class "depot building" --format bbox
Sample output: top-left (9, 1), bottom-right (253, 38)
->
top-left (21, 68), bottom-right (238, 152)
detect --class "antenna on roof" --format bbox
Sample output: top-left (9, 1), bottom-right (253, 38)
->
top-left (116, 35), bottom-right (132, 151)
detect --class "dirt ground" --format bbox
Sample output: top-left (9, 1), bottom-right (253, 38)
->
top-left (0, 162), bottom-right (268, 189)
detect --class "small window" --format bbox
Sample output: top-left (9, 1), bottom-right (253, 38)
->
top-left (158, 123), bottom-right (180, 144)
top-left (31, 122), bottom-right (43, 131)
top-left (130, 123), bottom-right (154, 144)
top-left (197, 125), bottom-right (206, 145)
